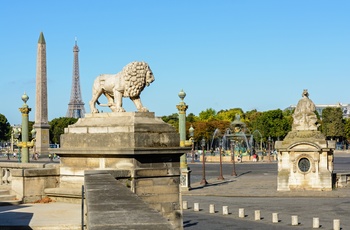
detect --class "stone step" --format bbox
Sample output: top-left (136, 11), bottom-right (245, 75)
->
top-left (0, 188), bottom-right (21, 206)
top-left (0, 194), bottom-right (16, 201)
top-left (0, 199), bottom-right (22, 206)
top-left (0, 189), bottom-right (10, 195)
top-left (0, 192), bottom-right (21, 206)
top-left (44, 187), bottom-right (82, 204)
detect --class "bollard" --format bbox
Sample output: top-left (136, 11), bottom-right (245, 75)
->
top-left (313, 217), bottom-right (320, 229)
top-left (272, 213), bottom-right (279, 223)
top-left (194, 203), bottom-right (199, 212)
top-left (182, 201), bottom-right (188, 210)
top-left (333, 219), bottom-right (340, 230)
top-left (209, 204), bottom-right (215, 214)
top-left (223, 206), bottom-right (229, 215)
top-left (291, 215), bottom-right (298, 226)
top-left (239, 208), bottom-right (245, 218)
top-left (254, 210), bottom-right (261, 221)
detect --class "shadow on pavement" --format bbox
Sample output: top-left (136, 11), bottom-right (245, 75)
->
top-left (190, 179), bottom-right (237, 191)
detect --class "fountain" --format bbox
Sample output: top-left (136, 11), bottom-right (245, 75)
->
top-left (204, 115), bottom-right (263, 163)
top-left (251, 130), bottom-right (263, 152)
top-left (224, 114), bottom-right (252, 161)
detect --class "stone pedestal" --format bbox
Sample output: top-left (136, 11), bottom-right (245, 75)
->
top-left (51, 112), bottom-right (189, 229)
top-left (275, 130), bottom-right (335, 191)
top-left (180, 167), bottom-right (191, 191)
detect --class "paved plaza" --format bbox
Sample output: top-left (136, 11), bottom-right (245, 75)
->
top-left (0, 152), bottom-right (349, 229)
top-left (182, 151), bottom-right (350, 229)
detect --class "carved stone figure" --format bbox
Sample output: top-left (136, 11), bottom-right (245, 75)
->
top-left (292, 89), bottom-right (318, 131)
top-left (89, 61), bottom-right (155, 113)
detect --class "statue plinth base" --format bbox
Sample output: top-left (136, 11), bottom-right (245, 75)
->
top-left (275, 130), bottom-right (335, 191)
top-left (50, 112), bottom-right (189, 229)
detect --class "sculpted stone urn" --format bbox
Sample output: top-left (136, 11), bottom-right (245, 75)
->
top-left (275, 90), bottom-right (335, 191)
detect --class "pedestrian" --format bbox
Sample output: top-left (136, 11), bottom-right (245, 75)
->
top-left (252, 153), bottom-right (257, 162)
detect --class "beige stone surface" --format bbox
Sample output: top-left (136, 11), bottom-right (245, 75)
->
top-left (89, 61), bottom-right (155, 113)
top-left (276, 90), bottom-right (335, 191)
top-left (48, 112), bottom-right (187, 229)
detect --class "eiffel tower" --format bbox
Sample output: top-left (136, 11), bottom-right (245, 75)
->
top-left (66, 38), bottom-right (85, 118)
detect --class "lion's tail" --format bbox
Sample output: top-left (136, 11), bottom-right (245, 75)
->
top-left (96, 100), bottom-right (100, 105)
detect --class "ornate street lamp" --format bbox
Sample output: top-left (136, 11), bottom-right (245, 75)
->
top-left (231, 141), bottom-right (237, 176)
top-left (218, 138), bottom-right (224, 180)
top-left (13, 93), bottom-right (36, 163)
top-left (200, 138), bottom-right (208, 185)
top-left (189, 125), bottom-right (195, 163)
top-left (268, 136), bottom-right (271, 162)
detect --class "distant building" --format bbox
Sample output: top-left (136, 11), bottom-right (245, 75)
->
top-left (286, 103), bottom-right (350, 119)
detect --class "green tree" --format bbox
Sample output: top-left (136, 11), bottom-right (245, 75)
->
top-left (161, 113), bottom-right (179, 131)
top-left (0, 114), bottom-right (11, 141)
top-left (217, 108), bottom-right (244, 122)
top-left (244, 109), bottom-right (262, 133)
top-left (189, 120), bottom-right (230, 150)
top-left (344, 118), bottom-right (350, 143)
top-left (198, 108), bottom-right (217, 121)
top-left (321, 107), bottom-right (344, 140)
top-left (49, 117), bottom-right (78, 144)
top-left (252, 109), bottom-right (291, 142)
top-left (187, 113), bottom-right (198, 123)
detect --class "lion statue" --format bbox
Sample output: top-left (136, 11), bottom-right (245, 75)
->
top-left (89, 61), bottom-right (155, 113)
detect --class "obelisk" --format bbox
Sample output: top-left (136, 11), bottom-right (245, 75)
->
top-left (33, 32), bottom-right (50, 156)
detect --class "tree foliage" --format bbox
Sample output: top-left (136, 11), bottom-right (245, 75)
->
top-left (344, 118), bottom-right (350, 142)
top-left (49, 117), bottom-right (78, 144)
top-left (198, 108), bottom-right (217, 121)
top-left (216, 108), bottom-right (243, 122)
top-left (0, 114), bottom-right (11, 141)
top-left (242, 109), bottom-right (290, 142)
top-left (321, 107), bottom-right (344, 139)
top-left (158, 105), bottom-right (349, 149)
top-left (189, 120), bottom-right (230, 150)
top-left (187, 113), bottom-right (198, 123)
top-left (161, 113), bottom-right (179, 131)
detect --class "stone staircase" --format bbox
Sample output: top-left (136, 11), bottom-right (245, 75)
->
top-left (0, 185), bottom-right (21, 206)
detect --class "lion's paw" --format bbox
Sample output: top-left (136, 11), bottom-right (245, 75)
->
top-left (117, 108), bottom-right (126, 112)
top-left (139, 107), bottom-right (149, 112)
top-left (111, 106), bottom-right (126, 112)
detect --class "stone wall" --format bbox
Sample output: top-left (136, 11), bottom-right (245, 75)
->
top-left (49, 112), bottom-right (188, 229)
top-left (11, 165), bottom-right (59, 202)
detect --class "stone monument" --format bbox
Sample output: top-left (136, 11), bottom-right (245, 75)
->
top-left (33, 32), bottom-right (50, 156)
top-left (275, 90), bottom-right (335, 191)
top-left (51, 62), bottom-right (188, 229)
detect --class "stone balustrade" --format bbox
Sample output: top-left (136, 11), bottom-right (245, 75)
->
top-left (0, 162), bottom-right (59, 202)
top-left (0, 162), bottom-right (56, 185)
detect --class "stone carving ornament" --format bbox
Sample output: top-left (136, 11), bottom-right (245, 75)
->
top-left (292, 89), bottom-right (318, 131)
top-left (89, 61), bottom-right (155, 113)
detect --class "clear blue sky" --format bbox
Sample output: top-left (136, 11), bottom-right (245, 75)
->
top-left (1, 1), bottom-right (349, 125)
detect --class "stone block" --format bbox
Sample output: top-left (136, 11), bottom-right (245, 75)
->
top-left (134, 168), bottom-right (180, 177)
top-left (49, 112), bottom-right (186, 229)
top-left (136, 185), bottom-right (179, 195)
top-left (139, 193), bottom-right (180, 204)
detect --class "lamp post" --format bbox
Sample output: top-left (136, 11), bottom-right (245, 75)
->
top-left (231, 141), bottom-right (237, 176)
top-left (189, 125), bottom-right (195, 163)
top-left (200, 138), bottom-right (208, 185)
top-left (268, 136), bottom-right (271, 162)
top-left (218, 138), bottom-right (224, 180)
top-left (13, 93), bottom-right (36, 163)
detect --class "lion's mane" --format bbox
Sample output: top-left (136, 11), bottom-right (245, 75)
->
top-left (122, 61), bottom-right (150, 98)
